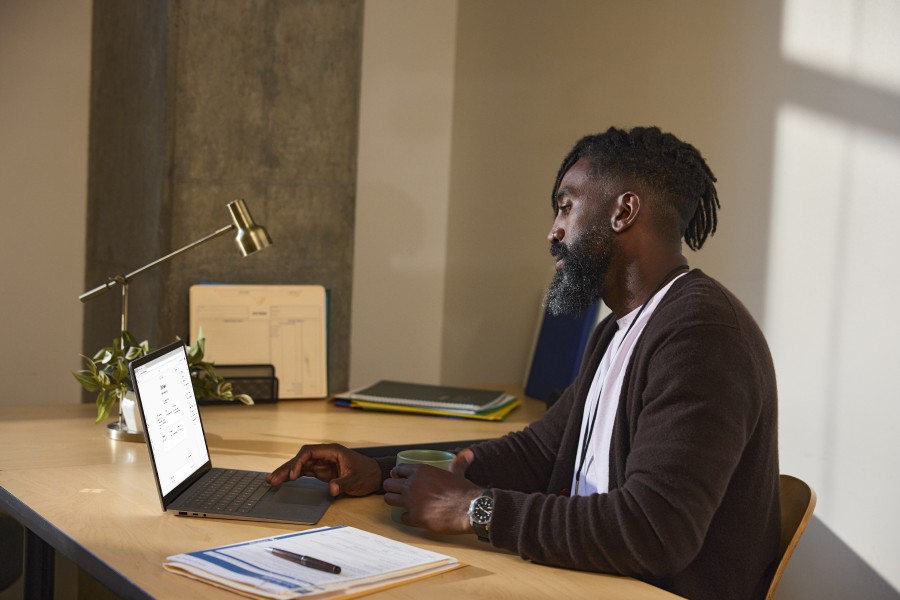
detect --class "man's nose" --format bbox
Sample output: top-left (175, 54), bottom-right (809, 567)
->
top-left (548, 223), bottom-right (564, 244)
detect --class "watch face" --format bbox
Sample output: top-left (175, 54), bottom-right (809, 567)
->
top-left (472, 495), bottom-right (493, 525)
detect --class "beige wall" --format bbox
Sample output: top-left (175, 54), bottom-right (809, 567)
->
top-left (0, 0), bottom-right (91, 406)
top-left (350, 0), bottom-right (458, 388)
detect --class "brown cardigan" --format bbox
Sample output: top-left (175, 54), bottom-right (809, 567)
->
top-left (463, 270), bottom-right (780, 600)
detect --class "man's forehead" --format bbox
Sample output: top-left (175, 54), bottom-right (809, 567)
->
top-left (558, 158), bottom-right (595, 191)
top-left (558, 158), bottom-right (619, 196)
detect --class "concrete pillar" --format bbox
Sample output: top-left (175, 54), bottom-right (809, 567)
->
top-left (83, 0), bottom-right (362, 394)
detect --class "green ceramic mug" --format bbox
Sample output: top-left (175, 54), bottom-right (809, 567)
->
top-left (390, 449), bottom-right (455, 523)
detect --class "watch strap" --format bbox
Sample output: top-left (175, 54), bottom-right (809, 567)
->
top-left (468, 489), bottom-right (494, 542)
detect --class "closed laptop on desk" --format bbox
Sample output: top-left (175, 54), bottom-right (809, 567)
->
top-left (130, 340), bottom-right (332, 524)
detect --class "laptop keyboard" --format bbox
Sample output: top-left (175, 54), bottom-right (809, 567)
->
top-left (183, 469), bottom-right (271, 513)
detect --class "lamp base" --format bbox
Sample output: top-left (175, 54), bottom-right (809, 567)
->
top-left (107, 421), bottom-right (144, 443)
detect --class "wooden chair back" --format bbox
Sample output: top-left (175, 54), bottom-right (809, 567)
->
top-left (765, 474), bottom-right (817, 599)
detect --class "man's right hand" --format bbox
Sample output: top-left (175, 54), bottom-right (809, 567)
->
top-left (266, 443), bottom-right (382, 497)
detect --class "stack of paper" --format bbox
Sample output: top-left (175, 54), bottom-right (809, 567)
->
top-left (334, 380), bottom-right (520, 421)
top-left (164, 525), bottom-right (461, 599)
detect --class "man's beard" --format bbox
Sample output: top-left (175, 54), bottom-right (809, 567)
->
top-left (544, 225), bottom-right (614, 316)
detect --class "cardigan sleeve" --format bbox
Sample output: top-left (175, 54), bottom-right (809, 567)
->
top-left (464, 384), bottom-right (578, 492)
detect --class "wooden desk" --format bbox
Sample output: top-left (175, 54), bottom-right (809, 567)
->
top-left (0, 396), bottom-right (544, 471)
top-left (0, 398), bottom-right (678, 599)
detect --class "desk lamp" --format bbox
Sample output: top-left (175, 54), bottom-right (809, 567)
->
top-left (79, 199), bottom-right (273, 440)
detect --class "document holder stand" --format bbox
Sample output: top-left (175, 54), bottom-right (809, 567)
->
top-left (198, 364), bottom-right (279, 404)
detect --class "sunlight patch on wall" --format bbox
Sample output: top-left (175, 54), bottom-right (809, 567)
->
top-left (766, 102), bottom-right (900, 591)
top-left (765, 103), bottom-right (846, 486)
top-left (782, 0), bottom-right (900, 95)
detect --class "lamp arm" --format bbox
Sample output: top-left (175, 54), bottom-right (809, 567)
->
top-left (79, 223), bottom-right (236, 303)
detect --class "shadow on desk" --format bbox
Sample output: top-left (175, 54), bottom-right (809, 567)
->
top-left (204, 434), bottom-right (315, 459)
top-left (202, 435), bottom-right (493, 462)
top-left (352, 440), bottom-right (492, 458)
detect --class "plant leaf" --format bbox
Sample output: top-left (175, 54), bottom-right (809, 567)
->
top-left (112, 358), bottom-right (128, 383)
top-left (79, 354), bottom-right (99, 376)
top-left (122, 330), bottom-right (139, 349)
top-left (95, 389), bottom-right (109, 422)
top-left (72, 371), bottom-right (102, 392)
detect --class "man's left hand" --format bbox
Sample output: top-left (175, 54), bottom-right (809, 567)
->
top-left (382, 463), bottom-right (483, 534)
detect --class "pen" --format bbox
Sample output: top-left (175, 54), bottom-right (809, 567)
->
top-left (267, 547), bottom-right (342, 574)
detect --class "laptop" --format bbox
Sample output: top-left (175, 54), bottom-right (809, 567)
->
top-left (129, 340), bottom-right (332, 524)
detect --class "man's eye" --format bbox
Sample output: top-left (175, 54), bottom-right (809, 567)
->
top-left (559, 204), bottom-right (572, 215)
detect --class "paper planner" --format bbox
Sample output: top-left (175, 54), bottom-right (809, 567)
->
top-left (189, 284), bottom-right (328, 399)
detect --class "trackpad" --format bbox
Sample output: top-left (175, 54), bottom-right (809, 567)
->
top-left (258, 477), bottom-right (333, 524)
top-left (272, 480), bottom-right (331, 504)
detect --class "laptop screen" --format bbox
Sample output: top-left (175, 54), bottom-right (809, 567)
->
top-left (132, 341), bottom-right (210, 497)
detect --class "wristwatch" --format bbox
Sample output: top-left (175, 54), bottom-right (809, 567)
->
top-left (468, 489), bottom-right (494, 542)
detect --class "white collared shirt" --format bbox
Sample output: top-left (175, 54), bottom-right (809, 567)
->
top-left (571, 273), bottom-right (685, 496)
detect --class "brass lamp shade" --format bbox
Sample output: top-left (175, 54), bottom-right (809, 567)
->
top-left (229, 199), bottom-right (273, 256)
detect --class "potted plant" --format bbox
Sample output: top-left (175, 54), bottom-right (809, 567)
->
top-left (73, 330), bottom-right (253, 427)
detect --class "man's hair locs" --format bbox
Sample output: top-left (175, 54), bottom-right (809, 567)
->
top-left (551, 126), bottom-right (720, 251)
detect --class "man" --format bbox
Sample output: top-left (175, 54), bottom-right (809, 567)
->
top-left (268, 126), bottom-right (780, 600)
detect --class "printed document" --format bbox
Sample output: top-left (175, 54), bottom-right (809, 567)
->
top-left (164, 525), bottom-right (461, 599)
top-left (189, 284), bottom-right (327, 398)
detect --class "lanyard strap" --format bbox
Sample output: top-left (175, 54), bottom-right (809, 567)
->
top-left (573, 264), bottom-right (689, 494)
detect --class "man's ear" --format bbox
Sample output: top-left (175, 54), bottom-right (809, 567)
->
top-left (610, 192), bottom-right (641, 233)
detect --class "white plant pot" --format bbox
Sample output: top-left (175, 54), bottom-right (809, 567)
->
top-left (120, 391), bottom-right (143, 434)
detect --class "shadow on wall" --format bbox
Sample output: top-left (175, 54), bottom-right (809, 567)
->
top-left (778, 516), bottom-right (899, 599)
